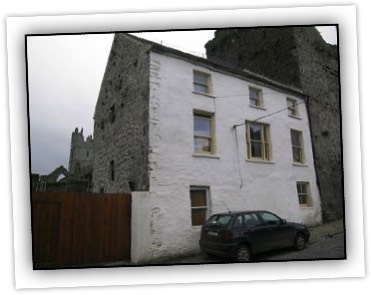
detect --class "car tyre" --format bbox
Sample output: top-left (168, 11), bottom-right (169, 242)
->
top-left (235, 245), bottom-right (251, 262)
top-left (294, 233), bottom-right (306, 251)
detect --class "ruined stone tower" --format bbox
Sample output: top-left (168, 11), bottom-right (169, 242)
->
top-left (205, 26), bottom-right (342, 222)
top-left (68, 127), bottom-right (94, 180)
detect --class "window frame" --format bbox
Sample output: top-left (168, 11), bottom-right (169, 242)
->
top-left (190, 187), bottom-right (210, 226)
top-left (246, 121), bottom-right (271, 161)
top-left (193, 70), bottom-right (212, 95)
top-left (291, 129), bottom-right (305, 164)
top-left (296, 182), bottom-right (313, 207)
top-left (109, 160), bottom-right (115, 181)
top-left (287, 97), bottom-right (299, 117)
top-left (249, 87), bottom-right (264, 108)
top-left (193, 111), bottom-right (215, 155)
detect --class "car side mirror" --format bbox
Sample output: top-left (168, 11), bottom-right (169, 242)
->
top-left (281, 219), bottom-right (286, 224)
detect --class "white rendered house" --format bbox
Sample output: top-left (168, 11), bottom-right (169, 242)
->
top-left (92, 34), bottom-right (322, 263)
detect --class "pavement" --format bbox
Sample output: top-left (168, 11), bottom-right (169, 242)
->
top-left (96, 218), bottom-right (346, 267)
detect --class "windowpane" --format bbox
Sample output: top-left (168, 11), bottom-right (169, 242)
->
top-left (190, 188), bottom-right (208, 226)
top-left (194, 117), bottom-right (211, 137)
top-left (190, 190), bottom-right (207, 207)
top-left (291, 130), bottom-right (300, 145)
top-left (260, 212), bottom-right (280, 223)
top-left (194, 137), bottom-right (211, 152)
top-left (292, 147), bottom-right (302, 162)
top-left (191, 209), bottom-right (207, 226)
top-left (250, 124), bottom-right (261, 140)
top-left (194, 83), bottom-right (208, 94)
top-left (251, 142), bottom-right (262, 157)
top-left (194, 73), bottom-right (208, 84)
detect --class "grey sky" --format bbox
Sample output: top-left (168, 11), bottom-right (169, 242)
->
top-left (27, 27), bottom-right (337, 175)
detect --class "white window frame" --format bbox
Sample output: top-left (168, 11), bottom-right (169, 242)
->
top-left (291, 129), bottom-right (305, 163)
top-left (249, 87), bottom-right (264, 108)
top-left (246, 121), bottom-right (271, 161)
top-left (296, 182), bottom-right (313, 207)
top-left (193, 70), bottom-right (212, 95)
top-left (287, 97), bottom-right (299, 117)
top-left (190, 186), bottom-right (210, 226)
top-left (193, 111), bottom-right (215, 155)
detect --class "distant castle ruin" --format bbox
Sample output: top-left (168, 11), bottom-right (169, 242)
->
top-left (32, 127), bottom-right (94, 192)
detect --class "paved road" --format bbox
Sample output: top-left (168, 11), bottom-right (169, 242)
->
top-left (156, 233), bottom-right (345, 265)
top-left (99, 219), bottom-right (345, 267)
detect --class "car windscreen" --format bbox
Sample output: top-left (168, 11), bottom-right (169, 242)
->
top-left (205, 214), bottom-right (233, 228)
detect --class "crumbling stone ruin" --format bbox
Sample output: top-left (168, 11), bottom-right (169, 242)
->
top-left (68, 127), bottom-right (94, 180)
top-left (205, 26), bottom-right (342, 222)
top-left (32, 128), bottom-right (94, 192)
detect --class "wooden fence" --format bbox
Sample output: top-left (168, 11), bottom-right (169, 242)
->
top-left (31, 192), bottom-right (132, 269)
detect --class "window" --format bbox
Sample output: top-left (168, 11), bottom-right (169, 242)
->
top-left (190, 187), bottom-right (209, 226)
top-left (109, 160), bottom-right (115, 181)
top-left (296, 182), bottom-right (312, 207)
top-left (109, 104), bottom-right (116, 124)
top-left (249, 87), bottom-right (263, 108)
top-left (246, 121), bottom-right (271, 160)
top-left (193, 112), bottom-right (215, 154)
top-left (193, 71), bottom-right (211, 95)
top-left (233, 213), bottom-right (261, 228)
top-left (291, 129), bottom-right (304, 163)
top-left (287, 98), bottom-right (299, 117)
top-left (260, 212), bottom-right (281, 224)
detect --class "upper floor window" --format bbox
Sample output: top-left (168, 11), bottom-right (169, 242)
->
top-left (246, 121), bottom-right (271, 161)
top-left (287, 98), bottom-right (299, 117)
top-left (193, 111), bottom-right (215, 154)
top-left (249, 87), bottom-right (263, 108)
top-left (291, 129), bottom-right (304, 163)
top-left (193, 70), bottom-right (212, 95)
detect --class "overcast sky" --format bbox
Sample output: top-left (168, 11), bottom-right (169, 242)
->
top-left (27, 26), bottom-right (337, 175)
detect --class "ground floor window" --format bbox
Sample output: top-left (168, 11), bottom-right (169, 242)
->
top-left (190, 187), bottom-right (209, 226)
top-left (296, 182), bottom-right (313, 207)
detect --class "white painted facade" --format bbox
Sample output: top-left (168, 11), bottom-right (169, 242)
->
top-left (131, 50), bottom-right (322, 263)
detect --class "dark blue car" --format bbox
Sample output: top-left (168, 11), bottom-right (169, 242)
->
top-left (199, 210), bottom-right (310, 262)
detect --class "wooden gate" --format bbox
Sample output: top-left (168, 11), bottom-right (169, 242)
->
top-left (31, 192), bottom-right (131, 269)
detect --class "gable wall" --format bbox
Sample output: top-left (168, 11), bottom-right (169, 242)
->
top-left (92, 34), bottom-right (152, 193)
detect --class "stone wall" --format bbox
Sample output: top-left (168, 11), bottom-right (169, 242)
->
top-left (92, 34), bottom-right (152, 193)
top-left (205, 26), bottom-right (343, 221)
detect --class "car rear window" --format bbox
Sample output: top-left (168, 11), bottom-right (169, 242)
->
top-left (206, 214), bottom-right (233, 227)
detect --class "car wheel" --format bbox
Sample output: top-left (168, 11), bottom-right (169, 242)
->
top-left (294, 233), bottom-right (306, 250)
top-left (236, 245), bottom-right (251, 262)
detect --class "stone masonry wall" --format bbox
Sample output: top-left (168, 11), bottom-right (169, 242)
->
top-left (205, 27), bottom-right (343, 222)
top-left (92, 34), bottom-right (152, 193)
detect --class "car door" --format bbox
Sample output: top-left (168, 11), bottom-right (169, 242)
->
top-left (257, 211), bottom-right (294, 249)
top-left (233, 213), bottom-right (272, 254)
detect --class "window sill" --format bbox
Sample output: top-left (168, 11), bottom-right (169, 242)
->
top-left (192, 91), bottom-right (216, 98)
top-left (288, 114), bottom-right (302, 120)
top-left (193, 153), bottom-right (220, 159)
top-left (249, 105), bottom-right (266, 111)
top-left (292, 162), bottom-right (309, 167)
top-left (245, 159), bottom-right (275, 165)
top-left (299, 205), bottom-right (313, 209)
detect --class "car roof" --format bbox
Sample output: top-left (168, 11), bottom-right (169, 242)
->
top-left (212, 210), bottom-right (269, 216)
